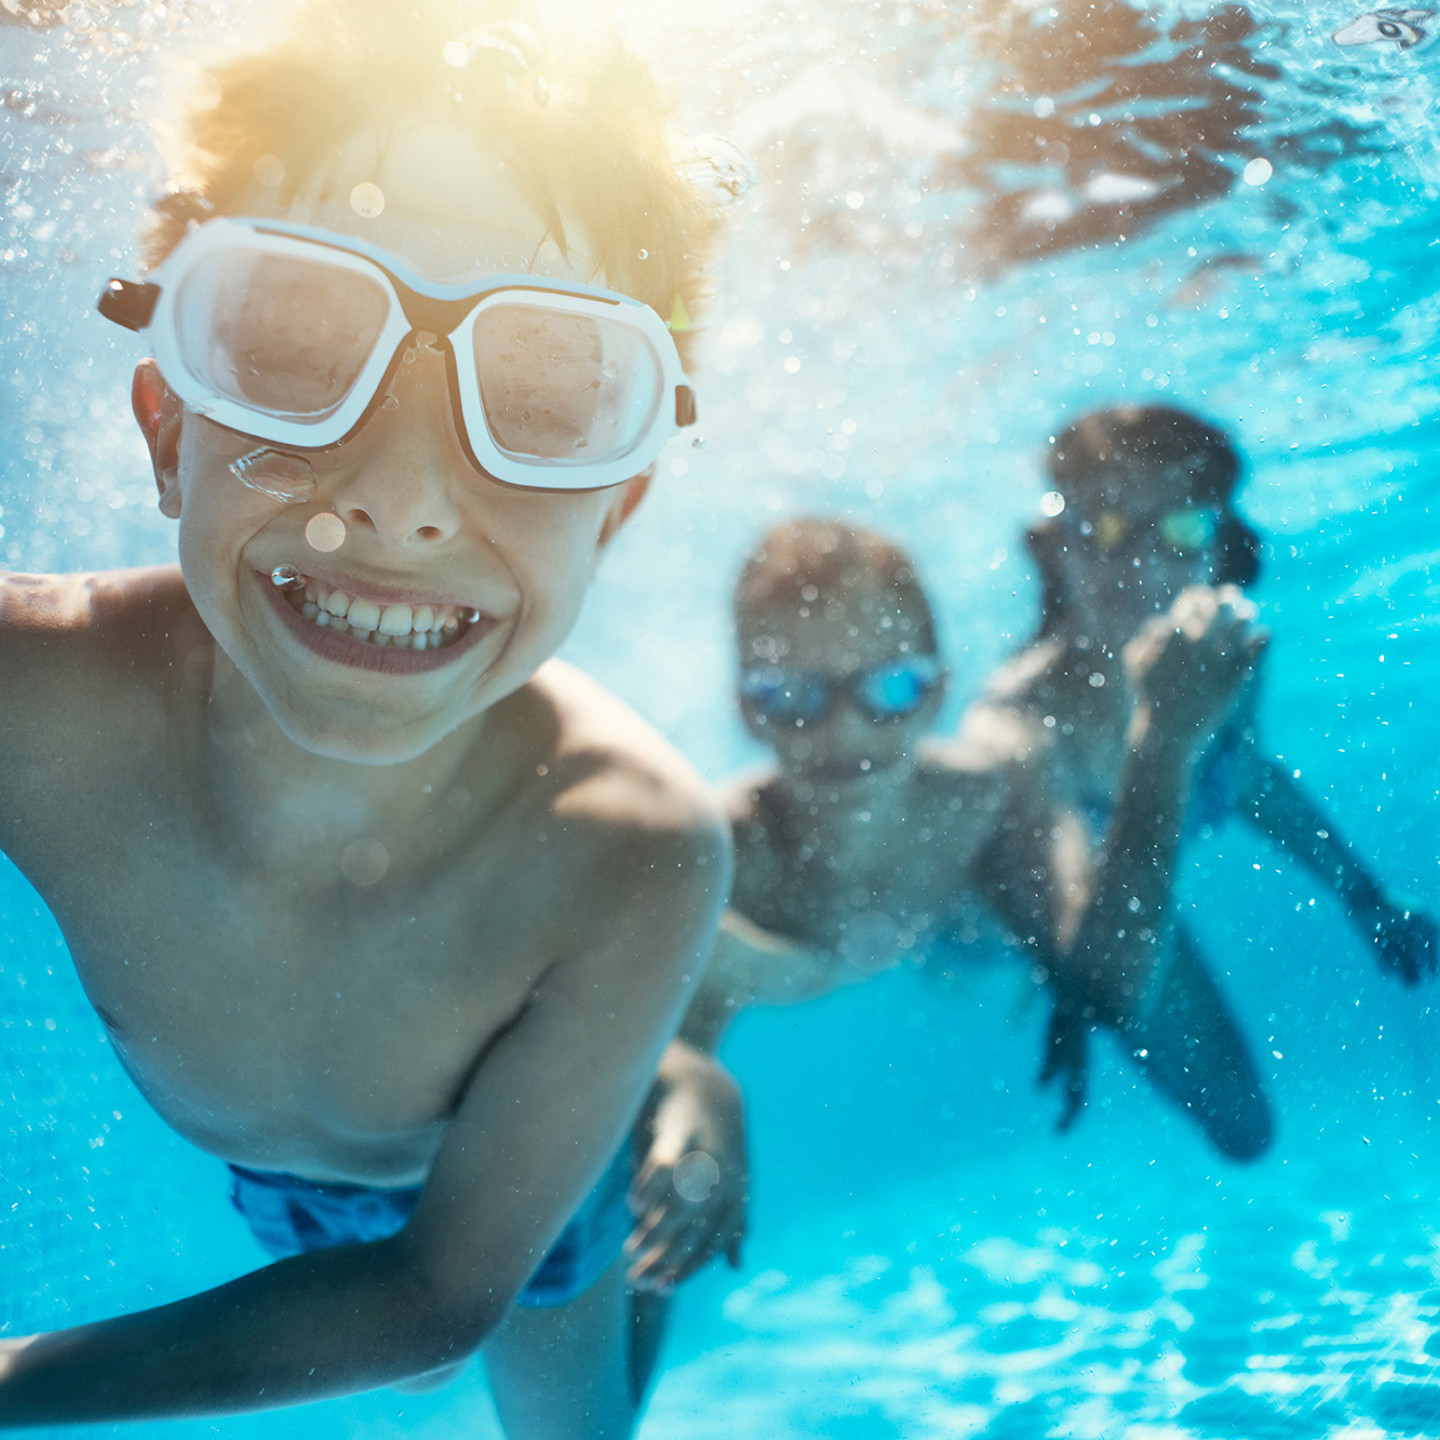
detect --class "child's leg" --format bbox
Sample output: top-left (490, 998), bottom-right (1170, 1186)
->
top-left (483, 1255), bottom-right (637, 1440)
top-left (628, 1289), bottom-right (672, 1408)
top-left (1132, 923), bottom-right (1274, 1160)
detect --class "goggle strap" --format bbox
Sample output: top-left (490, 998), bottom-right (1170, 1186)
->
top-left (98, 278), bottom-right (160, 333)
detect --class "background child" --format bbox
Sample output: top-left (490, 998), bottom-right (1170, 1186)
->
top-left (972, 404), bottom-right (1437, 1123)
top-left (625, 515), bottom-right (1264, 1370)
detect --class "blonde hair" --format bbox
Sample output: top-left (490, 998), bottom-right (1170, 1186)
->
top-left (145, 0), bottom-right (722, 361)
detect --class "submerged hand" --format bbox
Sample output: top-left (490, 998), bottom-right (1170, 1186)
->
top-left (1360, 891), bottom-right (1438, 986)
top-left (1124, 584), bottom-right (1267, 750)
top-left (626, 1052), bottom-right (748, 1293)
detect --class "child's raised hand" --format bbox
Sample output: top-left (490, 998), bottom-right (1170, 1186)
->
top-left (625, 1048), bottom-right (748, 1293)
top-left (1123, 584), bottom-right (1268, 749)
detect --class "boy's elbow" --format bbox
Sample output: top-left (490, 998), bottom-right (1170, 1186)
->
top-left (378, 1246), bottom-right (509, 1373)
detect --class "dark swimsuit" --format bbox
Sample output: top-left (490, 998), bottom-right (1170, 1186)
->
top-left (228, 1146), bottom-right (632, 1309)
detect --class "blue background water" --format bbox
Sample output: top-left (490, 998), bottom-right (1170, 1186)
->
top-left (2, 0), bottom-right (1439, 1434)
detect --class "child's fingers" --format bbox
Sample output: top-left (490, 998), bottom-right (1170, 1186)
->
top-left (627, 1161), bottom-right (672, 1216)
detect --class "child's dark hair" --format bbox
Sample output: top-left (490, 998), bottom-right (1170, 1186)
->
top-left (735, 518), bottom-right (939, 655)
top-left (1028, 403), bottom-right (1262, 637)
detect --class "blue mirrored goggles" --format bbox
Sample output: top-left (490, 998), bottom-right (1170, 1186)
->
top-left (98, 217), bottom-right (696, 492)
top-left (740, 655), bottom-right (946, 725)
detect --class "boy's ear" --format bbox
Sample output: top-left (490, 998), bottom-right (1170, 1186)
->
top-left (132, 359), bottom-right (185, 518)
top-left (598, 470), bottom-right (652, 548)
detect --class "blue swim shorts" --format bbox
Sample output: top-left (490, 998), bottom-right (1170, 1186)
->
top-left (228, 1148), bottom-right (632, 1309)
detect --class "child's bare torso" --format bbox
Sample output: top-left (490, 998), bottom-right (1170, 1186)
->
top-left (0, 567), bottom-right (708, 1188)
top-left (727, 741), bottom-right (1016, 959)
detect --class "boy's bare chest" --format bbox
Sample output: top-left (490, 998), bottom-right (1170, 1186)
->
top-left (19, 792), bottom-right (551, 1183)
top-left (737, 779), bottom-right (1000, 946)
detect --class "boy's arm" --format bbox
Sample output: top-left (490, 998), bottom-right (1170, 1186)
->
top-left (626, 1038), bottom-right (748, 1292)
top-left (1235, 750), bottom-right (1437, 984)
top-left (677, 909), bottom-right (881, 1051)
top-left (629, 884), bottom-right (899, 1292)
top-left (979, 586), bottom-right (1266, 1030)
top-left (0, 821), bottom-right (727, 1424)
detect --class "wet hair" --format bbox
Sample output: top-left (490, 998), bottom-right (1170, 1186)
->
top-left (143, 0), bottom-right (722, 363)
top-left (735, 517), bottom-right (939, 656)
top-left (1048, 403), bottom-right (1242, 504)
top-left (1029, 403), bottom-right (1262, 636)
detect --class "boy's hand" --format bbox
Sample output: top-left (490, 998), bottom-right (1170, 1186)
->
top-left (626, 1048), bottom-right (748, 1293)
top-left (1359, 890), bottom-right (1438, 986)
top-left (1124, 584), bottom-right (1267, 752)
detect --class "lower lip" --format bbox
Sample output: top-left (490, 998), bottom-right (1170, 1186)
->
top-left (258, 573), bottom-right (497, 675)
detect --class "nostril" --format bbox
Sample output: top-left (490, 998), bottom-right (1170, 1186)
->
top-left (340, 505), bottom-right (379, 533)
top-left (415, 525), bottom-right (445, 542)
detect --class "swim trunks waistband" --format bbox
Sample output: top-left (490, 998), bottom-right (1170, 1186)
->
top-left (227, 1146), bottom-right (632, 1310)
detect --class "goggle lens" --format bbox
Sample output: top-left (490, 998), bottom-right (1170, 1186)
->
top-left (855, 661), bottom-right (936, 716)
top-left (175, 249), bottom-right (390, 424)
top-left (739, 668), bottom-right (831, 724)
top-left (473, 305), bottom-right (662, 467)
top-left (741, 657), bottom-right (943, 725)
top-left (1158, 507), bottom-right (1218, 553)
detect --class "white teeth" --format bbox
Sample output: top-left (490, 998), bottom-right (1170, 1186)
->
top-left (280, 570), bottom-right (478, 650)
top-left (378, 603), bottom-right (413, 637)
top-left (347, 597), bottom-right (381, 632)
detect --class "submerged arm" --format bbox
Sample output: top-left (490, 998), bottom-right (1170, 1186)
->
top-left (1237, 752), bottom-right (1437, 983)
top-left (0, 827), bottom-right (725, 1424)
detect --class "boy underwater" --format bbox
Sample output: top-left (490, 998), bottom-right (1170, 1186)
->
top-left (624, 515), bottom-right (1268, 1314)
top-left (0, 3), bottom-right (730, 1434)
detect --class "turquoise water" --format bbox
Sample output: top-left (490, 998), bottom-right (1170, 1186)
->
top-left (3, 0), bottom-right (1440, 1434)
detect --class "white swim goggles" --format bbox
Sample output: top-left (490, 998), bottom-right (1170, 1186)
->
top-left (99, 216), bottom-right (696, 492)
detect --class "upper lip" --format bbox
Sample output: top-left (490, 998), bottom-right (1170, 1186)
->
top-left (261, 561), bottom-right (494, 614)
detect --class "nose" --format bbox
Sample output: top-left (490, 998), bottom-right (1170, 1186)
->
top-left (323, 343), bottom-right (467, 548)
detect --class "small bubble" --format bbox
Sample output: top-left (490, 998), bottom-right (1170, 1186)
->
top-left (1243, 157), bottom-right (1273, 187)
top-left (442, 39), bottom-right (469, 67)
top-left (673, 1150), bottom-right (720, 1202)
top-left (252, 153), bottom-right (285, 187)
top-left (305, 512), bottom-right (347, 553)
top-left (1088, 672), bottom-right (1106, 688)
top-left (637, 248), bottom-right (649, 260)
top-left (845, 191), bottom-right (865, 210)
top-left (341, 839), bottom-right (389, 887)
top-left (350, 182), bottom-right (385, 218)
top-left (1040, 490), bottom-right (1066, 517)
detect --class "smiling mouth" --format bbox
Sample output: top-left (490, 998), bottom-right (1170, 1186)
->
top-left (278, 570), bottom-right (483, 652)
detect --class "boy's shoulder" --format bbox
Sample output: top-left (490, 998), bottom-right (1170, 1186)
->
top-left (498, 658), bottom-right (731, 882)
top-left (0, 563), bottom-right (196, 656)
top-left (0, 565), bottom-right (200, 718)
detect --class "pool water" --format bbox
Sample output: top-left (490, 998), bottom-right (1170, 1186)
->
top-left (3, 0), bottom-right (1439, 1435)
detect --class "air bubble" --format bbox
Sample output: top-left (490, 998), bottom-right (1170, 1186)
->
top-left (350, 182), bottom-right (385, 218)
top-left (680, 136), bottom-right (759, 204)
top-left (305, 513), bottom-right (347, 553)
top-left (340, 839), bottom-right (389, 887)
top-left (673, 1150), bottom-right (720, 1202)
top-left (229, 449), bottom-right (317, 502)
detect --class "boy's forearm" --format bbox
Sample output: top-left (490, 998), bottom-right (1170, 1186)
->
top-left (1069, 719), bottom-right (1197, 1026)
top-left (0, 1238), bottom-right (490, 1425)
